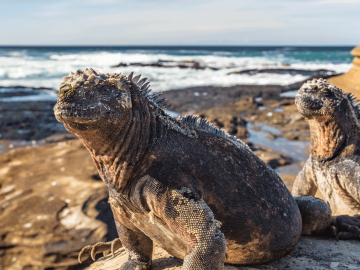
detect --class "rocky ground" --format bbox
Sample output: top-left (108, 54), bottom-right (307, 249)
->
top-left (86, 237), bottom-right (360, 270)
top-left (0, 81), bottom-right (350, 270)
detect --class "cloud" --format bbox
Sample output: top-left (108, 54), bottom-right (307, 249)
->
top-left (0, 0), bottom-right (359, 45)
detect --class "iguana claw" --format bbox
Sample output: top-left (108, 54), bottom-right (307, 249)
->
top-left (78, 238), bottom-right (123, 263)
top-left (330, 225), bottom-right (339, 242)
top-left (333, 215), bottom-right (360, 240)
top-left (111, 238), bottom-right (122, 257)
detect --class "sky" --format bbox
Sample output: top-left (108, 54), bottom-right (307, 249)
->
top-left (0, 0), bottom-right (360, 46)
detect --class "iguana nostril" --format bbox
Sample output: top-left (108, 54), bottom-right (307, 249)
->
top-left (60, 85), bottom-right (72, 96)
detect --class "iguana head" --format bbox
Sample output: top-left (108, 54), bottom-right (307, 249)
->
top-left (295, 78), bottom-right (360, 160)
top-left (295, 78), bottom-right (348, 119)
top-left (54, 69), bottom-right (156, 133)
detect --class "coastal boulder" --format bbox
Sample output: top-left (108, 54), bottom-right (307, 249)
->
top-left (328, 46), bottom-right (360, 95)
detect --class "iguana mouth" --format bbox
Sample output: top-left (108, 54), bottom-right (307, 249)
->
top-left (54, 103), bottom-right (112, 123)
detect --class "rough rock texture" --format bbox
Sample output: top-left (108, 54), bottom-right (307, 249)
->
top-left (197, 103), bottom-right (251, 139)
top-left (85, 237), bottom-right (360, 270)
top-left (328, 46), bottom-right (360, 96)
top-left (161, 85), bottom-right (283, 114)
top-left (293, 78), bottom-right (360, 216)
top-left (228, 68), bottom-right (337, 77)
top-left (112, 60), bottom-right (219, 70)
top-left (0, 100), bottom-right (66, 141)
top-left (0, 139), bottom-right (116, 270)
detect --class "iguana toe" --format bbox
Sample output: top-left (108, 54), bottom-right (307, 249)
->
top-left (78, 238), bottom-right (123, 263)
top-left (111, 238), bottom-right (122, 256)
top-left (333, 215), bottom-right (360, 240)
top-left (330, 225), bottom-right (339, 241)
top-left (78, 245), bottom-right (93, 263)
top-left (91, 241), bottom-right (113, 261)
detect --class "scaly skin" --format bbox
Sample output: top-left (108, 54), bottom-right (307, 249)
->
top-left (294, 78), bottom-right (360, 239)
top-left (54, 70), bottom-right (360, 269)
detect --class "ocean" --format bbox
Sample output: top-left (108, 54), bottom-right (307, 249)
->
top-left (0, 46), bottom-right (354, 97)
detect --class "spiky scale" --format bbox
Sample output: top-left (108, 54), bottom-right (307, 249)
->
top-left (156, 98), bottom-right (167, 107)
top-left (141, 82), bottom-right (150, 90)
top-left (127, 72), bottom-right (134, 81)
top-left (132, 74), bottom-right (141, 83)
top-left (143, 89), bottom-right (151, 96)
top-left (138, 78), bottom-right (148, 87)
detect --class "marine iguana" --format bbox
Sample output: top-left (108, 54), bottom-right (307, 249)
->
top-left (54, 70), bottom-right (360, 270)
top-left (294, 79), bottom-right (360, 221)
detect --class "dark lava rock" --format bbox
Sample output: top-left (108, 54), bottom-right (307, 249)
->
top-left (162, 85), bottom-right (283, 114)
top-left (228, 68), bottom-right (337, 77)
top-left (0, 100), bottom-right (67, 141)
top-left (111, 60), bottom-right (219, 70)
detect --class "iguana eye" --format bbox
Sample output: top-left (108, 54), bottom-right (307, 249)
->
top-left (321, 89), bottom-right (331, 97)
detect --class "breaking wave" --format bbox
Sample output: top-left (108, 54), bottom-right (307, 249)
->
top-left (0, 46), bottom-right (353, 92)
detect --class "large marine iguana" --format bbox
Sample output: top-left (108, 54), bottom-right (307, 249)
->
top-left (54, 69), bottom-right (360, 270)
top-left (294, 78), bottom-right (360, 220)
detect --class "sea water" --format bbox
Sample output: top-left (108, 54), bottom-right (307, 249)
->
top-left (0, 46), bottom-right (354, 94)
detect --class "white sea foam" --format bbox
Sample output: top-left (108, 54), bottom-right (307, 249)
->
top-left (0, 50), bottom-right (353, 93)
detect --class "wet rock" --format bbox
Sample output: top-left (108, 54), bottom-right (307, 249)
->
top-left (228, 68), bottom-right (337, 77)
top-left (252, 146), bottom-right (292, 169)
top-left (0, 100), bottom-right (67, 141)
top-left (111, 60), bottom-right (219, 70)
top-left (197, 105), bottom-right (252, 139)
top-left (162, 85), bottom-right (282, 114)
top-left (267, 133), bottom-right (278, 140)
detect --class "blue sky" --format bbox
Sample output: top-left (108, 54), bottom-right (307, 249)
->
top-left (1, 0), bottom-right (359, 45)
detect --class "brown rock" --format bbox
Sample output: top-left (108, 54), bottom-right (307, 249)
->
top-left (0, 139), bottom-right (115, 270)
top-left (328, 45), bottom-right (360, 96)
top-left (253, 146), bottom-right (292, 169)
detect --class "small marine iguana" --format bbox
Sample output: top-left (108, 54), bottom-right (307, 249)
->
top-left (294, 79), bottom-right (360, 221)
top-left (54, 70), bottom-right (360, 270)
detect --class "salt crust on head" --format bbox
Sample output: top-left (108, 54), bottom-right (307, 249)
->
top-left (300, 78), bottom-right (341, 94)
top-left (60, 68), bottom-right (126, 90)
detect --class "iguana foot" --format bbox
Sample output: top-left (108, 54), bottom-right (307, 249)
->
top-left (119, 260), bottom-right (151, 270)
top-left (332, 215), bottom-right (360, 240)
top-left (78, 238), bottom-right (122, 263)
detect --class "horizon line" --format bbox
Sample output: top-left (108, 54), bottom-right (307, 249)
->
top-left (0, 44), bottom-right (357, 47)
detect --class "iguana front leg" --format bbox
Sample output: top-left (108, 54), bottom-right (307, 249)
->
top-left (295, 196), bottom-right (360, 240)
top-left (157, 187), bottom-right (227, 270)
top-left (78, 203), bottom-right (153, 269)
top-left (292, 158), bottom-right (318, 197)
top-left (110, 203), bottom-right (153, 270)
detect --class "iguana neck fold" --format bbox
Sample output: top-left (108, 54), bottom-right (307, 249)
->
top-left (75, 93), bottom-right (158, 191)
top-left (310, 101), bottom-right (360, 162)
